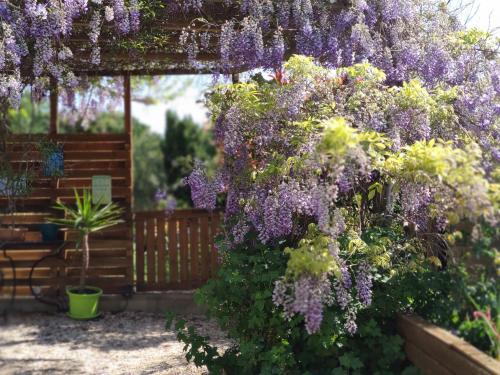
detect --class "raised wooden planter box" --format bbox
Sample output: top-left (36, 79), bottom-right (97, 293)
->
top-left (397, 314), bottom-right (500, 375)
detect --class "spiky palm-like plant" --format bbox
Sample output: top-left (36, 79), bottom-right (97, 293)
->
top-left (50, 190), bottom-right (123, 292)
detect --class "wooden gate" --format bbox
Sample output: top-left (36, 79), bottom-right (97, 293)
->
top-left (134, 209), bottom-right (223, 291)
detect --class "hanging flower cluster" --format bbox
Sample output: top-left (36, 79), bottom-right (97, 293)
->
top-left (0, 0), bottom-right (143, 131)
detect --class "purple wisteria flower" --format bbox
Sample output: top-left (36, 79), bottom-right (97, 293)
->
top-left (355, 262), bottom-right (373, 307)
top-left (185, 166), bottom-right (217, 211)
top-left (274, 275), bottom-right (333, 334)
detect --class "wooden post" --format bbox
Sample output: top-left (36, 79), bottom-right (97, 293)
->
top-left (49, 79), bottom-right (58, 135)
top-left (49, 79), bottom-right (59, 204)
top-left (231, 73), bottom-right (240, 84)
top-left (124, 74), bottom-right (132, 135)
top-left (123, 73), bottom-right (133, 205)
top-left (123, 73), bottom-right (134, 288)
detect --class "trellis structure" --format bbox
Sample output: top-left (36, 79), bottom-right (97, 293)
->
top-left (17, 2), bottom-right (247, 78)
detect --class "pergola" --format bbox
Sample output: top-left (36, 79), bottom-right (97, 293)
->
top-left (46, 1), bottom-right (249, 129)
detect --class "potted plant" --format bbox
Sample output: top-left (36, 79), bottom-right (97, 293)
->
top-left (38, 139), bottom-right (64, 177)
top-left (49, 189), bottom-right (123, 320)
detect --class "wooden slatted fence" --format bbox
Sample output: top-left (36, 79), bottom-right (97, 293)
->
top-left (134, 209), bottom-right (223, 291)
top-left (0, 133), bottom-right (133, 296)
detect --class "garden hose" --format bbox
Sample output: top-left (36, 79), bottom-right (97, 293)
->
top-left (29, 242), bottom-right (69, 312)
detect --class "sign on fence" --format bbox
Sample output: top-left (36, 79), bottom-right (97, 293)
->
top-left (92, 175), bottom-right (112, 204)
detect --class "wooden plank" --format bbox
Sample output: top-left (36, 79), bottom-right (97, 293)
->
top-left (124, 74), bottom-right (132, 135)
top-left (0, 213), bottom-right (54, 224)
top-left (5, 150), bottom-right (129, 161)
top-left (49, 80), bottom-right (58, 135)
top-left (405, 341), bottom-right (453, 375)
top-left (6, 133), bottom-right (129, 142)
top-left (65, 258), bottom-right (130, 267)
top-left (2, 268), bottom-right (55, 279)
top-left (4, 199), bottom-right (128, 211)
top-left (18, 187), bottom-right (130, 198)
top-left (178, 218), bottom-right (189, 288)
top-left (1, 257), bottom-right (128, 269)
top-left (168, 218), bottom-right (179, 285)
top-left (146, 217), bottom-right (157, 287)
top-left (63, 169), bottom-right (129, 178)
top-left (135, 218), bottom-right (145, 289)
top-left (397, 315), bottom-right (500, 375)
top-left (58, 179), bottom-right (128, 188)
top-left (62, 142), bottom-right (126, 151)
top-left (0, 250), bottom-right (54, 261)
top-left (189, 216), bottom-right (200, 287)
top-left (1, 284), bottom-right (126, 297)
top-left (157, 215), bottom-right (166, 287)
top-left (61, 160), bottom-right (127, 170)
top-left (199, 216), bottom-right (210, 282)
top-left (135, 209), bottom-right (223, 218)
top-left (65, 267), bottom-right (129, 277)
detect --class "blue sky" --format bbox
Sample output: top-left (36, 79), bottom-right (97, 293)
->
top-left (133, 0), bottom-right (500, 135)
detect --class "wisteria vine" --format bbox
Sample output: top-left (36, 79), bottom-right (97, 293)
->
top-left (183, 0), bottom-right (499, 334)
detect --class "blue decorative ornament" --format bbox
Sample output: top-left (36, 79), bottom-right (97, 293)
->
top-left (43, 150), bottom-right (64, 177)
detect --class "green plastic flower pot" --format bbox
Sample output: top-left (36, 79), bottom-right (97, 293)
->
top-left (66, 286), bottom-right (103, 320)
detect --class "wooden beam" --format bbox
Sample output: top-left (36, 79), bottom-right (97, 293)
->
top-left (72, 67), bottom-right (232, 77)
top-left (72, 51), bottom-right (220, 63)
top-left (49, 79), bottom-right (58, 135)
top-left (124, 74), bottom-right (132, 135)
top-left (123, 73), bottom-right (134, 209)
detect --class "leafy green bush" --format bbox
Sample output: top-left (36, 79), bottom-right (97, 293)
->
top-left (170, 53), bottom-right (498, 373)
top-left (168, 229), bottom-right (418, 374)
top-left (168, 223), bottom-right (498, 373)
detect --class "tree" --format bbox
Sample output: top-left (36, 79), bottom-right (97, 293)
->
top-left (162, 110), bottom-right (217, 207)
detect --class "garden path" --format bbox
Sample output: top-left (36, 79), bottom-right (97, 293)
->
top-left (0, 312), bottom-right (227, 374)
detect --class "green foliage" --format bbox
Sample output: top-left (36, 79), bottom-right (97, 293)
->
top-left (382, 139), bottom-right (496, 224)
top-left (338, 62), bottom-right (387, 85)
top-left (162, 110), bottom-right (217, 207)
top-left (167, 232), bottom-right (424, 374)
top-left (317, 117), bottom-right (390, 166)
top-left (49, 189), bottom-right (123, 236)
top-left (284, 224), bottom-right (339, 278)
top-left (392, 79), bottom-right (433, 111)
top-left (7, 93), bottom-right (50, 134)
top-left (169, 219), bottom-right (498, 372)
top-left (284, 55), bottom-right (326, 82)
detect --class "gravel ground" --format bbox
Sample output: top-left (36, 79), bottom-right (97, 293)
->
top-left (0, 312), bottom-right (229, 375)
